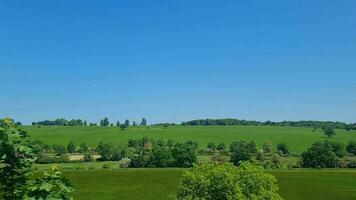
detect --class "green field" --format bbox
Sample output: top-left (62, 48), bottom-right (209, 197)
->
top-left (24, 125), bottom-right (356, 154)
top-left (57, 168), bottom-right (356, 200)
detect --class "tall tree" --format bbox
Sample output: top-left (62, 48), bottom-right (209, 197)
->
top-left (116, 120), bottom-right (120, 126)
top-left (124, 119), bottom-right (130, 127)
top-left (0, 118), bottom-right (73, 199)
top-left (140, 118), bottom-right (147, 126)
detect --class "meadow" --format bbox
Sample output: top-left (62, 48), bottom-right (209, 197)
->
top-left (52, 168), bottom-right (356, 200)
top-left (24, 125), bottom-right (356, 154)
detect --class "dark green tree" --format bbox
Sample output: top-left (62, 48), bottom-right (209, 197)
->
top-left (347, 141), bottom-right (356, 155)
top-left (67, 141), bottom-right (76, 153)
top-left (140, 118), bottom-right (147, 126)
top-left (323, 127), bottom-right (336, 138)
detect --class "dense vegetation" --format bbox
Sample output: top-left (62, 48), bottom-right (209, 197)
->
top-left (0, 118), bottom-right (73, 199)
top-left (176, 162), bottom-right (282, 200)
top-left (182, 118), bottom-right (356, 130)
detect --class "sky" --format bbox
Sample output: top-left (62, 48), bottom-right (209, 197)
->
top-left (1, 0), bottom-right (355, 125)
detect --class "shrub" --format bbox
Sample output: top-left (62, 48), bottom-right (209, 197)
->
top-left (102, 164), bottom-right (110, 169)
top-left (176, 162), bottom-right (283, 200)
top-left (67, 141), bottom-right (76, 153)
top-left (83, 152), bottom-right (94, 162)
top-left (347, 141), bottom-right (356, 155)
top-left (276, 143), bottom-right (289, 156)
top-left (217, 143), bottom-right (226, 151)
top-left (230, 140), bottom-right (253, 165)
top-left (207, 142), bottom-right (216, 150)
top-left (263, 140), bottom-right (273, 154)
top-left (150, 147), bottom-right (174, 167)
top-left (119, 158), bottom-right (131, 168)
top-left (211, 154), bottom-right (228, 163)
top-left (301, 142), bottom-right (339, 168)
top-left (171, 142), bottom-right (197, 167)
top-left (271, 154), bottom-right (281, 169)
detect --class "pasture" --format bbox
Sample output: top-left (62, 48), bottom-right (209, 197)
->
top-left (24, 125), bottom-right (356, 154)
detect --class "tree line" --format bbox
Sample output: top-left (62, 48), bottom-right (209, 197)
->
top-left (32, 117), bottom-right (147, 127)
top-left (181, 118), bottom-right (356, 130)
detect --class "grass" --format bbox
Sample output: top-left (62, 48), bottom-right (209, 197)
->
top-left (23, 125), bottom-right (356, 154)
top-left (57, 168), bottom-right (356, 200)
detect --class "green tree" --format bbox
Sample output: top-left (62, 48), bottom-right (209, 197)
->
top-left (323, 127), bottom-right (336, 138)
top-left (301, 142), bottom-right (338, 168)
top-left (263, 140), bottom-right (273, 154)
top-left (207, 142), bottom-right (216, 150)
top-left (230, 140), bottom-right (253, 165)
top-left (171, 142), bottom-right (197, 167)
top-left (67, 141), bottom-right (76, 153)
top-left (124, 119), bottom-right (130, 127)
top-left (116, 120), bottom-right (120, 126)
top-left (150, 147), bottom-right (174, 167)
top-left (132, 121), bottom-right (137, 126)
top-left (25, 167), bottom-right (73, 199)
top-left (100, 117), bottom-right (110, 126)
top-left (277, 142), bottom-right (289, 155)
top-left (78, 143), bottom-right (89, 153)
top-left (0, 118), bottom-right (73, 199)
top-left (176, 162), bottom-right (283, 200)
top-left (347, 141), bottom-right (356, 155)
top-left (140, 118), bottom-right (147, 126)
top-left (217, 143), bottom-right (226, 151)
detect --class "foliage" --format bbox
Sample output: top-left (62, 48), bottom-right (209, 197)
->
top-left (323, 127), bottom-right (336, 138)
top-left (83, 152), bottom-right (94, 162)
top-left (216, 143), bottom-right (226, 151)
top-left (150, 147), bottom-right (174, 167)
top-left (207, 142), bottom-right (216, 150)
top-left (230, 140), bottom-right (254, 165)
top-left (0, 118), bottom-right (36, 199)
top-left (33, 118), bottom-right (85, 126)
top-left (176, 162), bottom-right (283, 200)
top-left (0, 118), bottom-right (73, 199)
top-left (78, 143), bottom-right (89, 153)
top-left (277, 142), bottom-right (289, 155)
top-left (100, 117), bottom-right (110, 126)
top-left (182, 118), bottom-right (355, 130)
top-left (301, 141), bottom-right (341, 168)
top-left (171, 142), bottom-right (197, 167)
top-left (346, 141), bottom-right (356, 155)
top-left (25, 167), bottom-right (74, 200)
top-left (140, 118), bottom-right (147, 126)
top-left (52, 144), bottom-right (67, 155)
top-left (263, 140), bottom-right (273, 154)
top-left (119, 158), bottom-right (131, 168)
top-left (67, 141), bottom-right (76, 153)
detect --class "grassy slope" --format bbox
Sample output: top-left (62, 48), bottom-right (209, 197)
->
top-left (61, 169), bottom-right (356, 200)
top-left (24, 125), bottom-right (356, 154)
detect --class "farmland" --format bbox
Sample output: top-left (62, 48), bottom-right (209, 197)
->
top-left (24, 125), bottom-right (356, 154)
top-left (36, 167), bottom-right (356, 200)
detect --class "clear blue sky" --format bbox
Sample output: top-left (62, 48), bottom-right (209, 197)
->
top-left (1, 1), bottom-right (355, 124)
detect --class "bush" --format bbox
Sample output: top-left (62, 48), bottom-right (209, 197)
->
top-left (230, 140), bottom-right (254, 165)
top-left (176, 162), bottom-right (283, 200)
top-left (277, 143), bottom-right (289, 156)
top-left (171, 142), bottom-right (197, 167)
top-left (150, 147), bottom-right (174, 167)
top-left (83, 152), bottom-right (94, 162)
top-left (119, 158), bottom-right (131, 168)
top-left (130, 154), bottom-right (149, 168)
top-left (217, 143), bottom-right (226, 151)
top-left (207, 142), bottom-right (216, 150)
top-left (271, 154), bottom-right (281, 169)
top-left (347, 141), bottom-right (356, 155)
top-left (263, 140), bottom-right (273, 154)
top-left (102, 164), bottom-right (110, 169)
top-left (211, 154), bottom-right (228, 163)
top-left (301, 142), bottom-right (339, 168)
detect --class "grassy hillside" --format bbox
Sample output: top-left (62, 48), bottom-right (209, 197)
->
top-left (24, 125), bottom-right (356, 154)
top-left (60, 168), bottom-right (356, 200)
